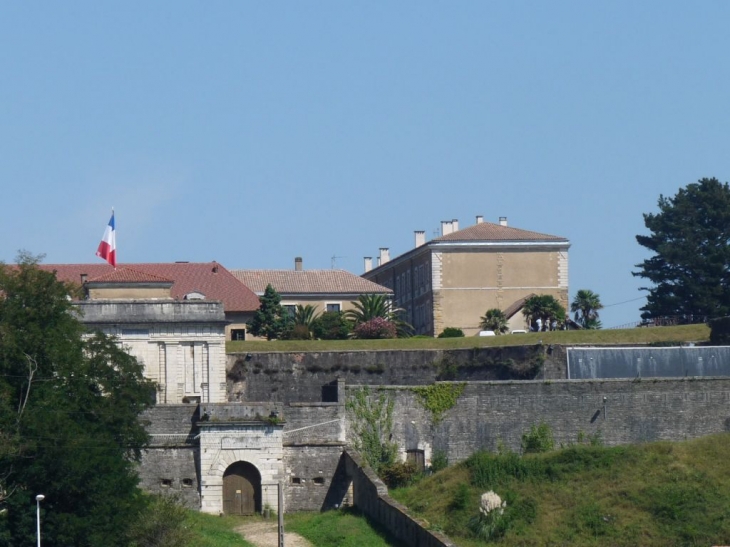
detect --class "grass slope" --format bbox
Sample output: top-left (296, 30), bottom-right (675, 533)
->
top-left (390, 433), bottom-right (730, 546)
top-left (184, 512), bottom-right (255, 547)
top-left (227, 324), bottom-right (709, 353)
top-left (286, 508), bottom-right (405, 547)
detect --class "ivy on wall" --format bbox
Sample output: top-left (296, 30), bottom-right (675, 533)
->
top-left (345, 387), bottom-right (398, 472)
top-left (411, 383), bottom-right (466, 424)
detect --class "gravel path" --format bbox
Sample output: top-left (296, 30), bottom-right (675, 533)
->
top-left (235, 520), bottom-right (313, 547)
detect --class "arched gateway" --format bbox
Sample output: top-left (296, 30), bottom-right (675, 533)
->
top-left (222, 461), bottom-right (261, 515)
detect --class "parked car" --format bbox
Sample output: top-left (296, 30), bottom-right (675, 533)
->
top-left (478, 330), bottom-right (496, 337)
top-left (511, 329), bottom-right (527, 334)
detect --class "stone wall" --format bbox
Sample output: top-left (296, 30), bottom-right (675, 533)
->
top-left (138, 405), bottom-right (201, 507)
top-left (227, 345), bottom-right (564, 403)
top-left (282, 401), bottom-right (346, 511)
top-left (341, 450), bottom-right (457, 547)
top-left (353, 377), bottom-right (730, 464)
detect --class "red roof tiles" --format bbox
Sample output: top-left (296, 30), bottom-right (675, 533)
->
top-left (41, 262), bottom-right (260, 312)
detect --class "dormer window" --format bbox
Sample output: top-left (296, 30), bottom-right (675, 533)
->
top-left (184, 292), bottom-right (206, 300)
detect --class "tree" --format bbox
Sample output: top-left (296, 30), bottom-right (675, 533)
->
top-left (345, 294), bottom-right (413, 337)
top-left (311, 311), bottom-right (352, 340)
top-left (247, 284), bottom-right (290, 340)
top-left (479, 309), bottom-right (509, 334)
top-left (281, 305), bottom-right (320, 340)
top-left (570, 289), bottom-right (603, 329)
top-left (522, 295), bottom-right (566, 331)
top-left (634, 177), bottom-right (730, 321)
top-left (0, 254), bottom-right (155, 546)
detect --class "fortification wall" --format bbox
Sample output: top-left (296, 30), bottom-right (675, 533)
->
top-left (138, 405), bottom-right (200, 507)
top-left (227, 345), bottom-right (565, 403)
top-left (341, 450), bottom-right (457, 547)
top-left (354, 377), bottom-right (730, 465)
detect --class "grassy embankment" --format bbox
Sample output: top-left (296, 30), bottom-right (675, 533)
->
top-left (227, 324), bottom-right (710, 353)
top-left (391, 433), bottom-right (730, 547)
top-left (184, 510), bottom-right (402, 547)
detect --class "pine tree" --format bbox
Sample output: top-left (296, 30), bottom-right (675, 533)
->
top-left (247, 284), bottom-right (290, 340)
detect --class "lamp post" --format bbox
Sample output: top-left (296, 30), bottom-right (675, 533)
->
top-left (35, 494), bottom-right (44, 547)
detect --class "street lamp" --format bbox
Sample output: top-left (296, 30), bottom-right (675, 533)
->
top-left (35, 494), bottom-right (44, 547)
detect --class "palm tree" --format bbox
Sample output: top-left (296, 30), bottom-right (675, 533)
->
top-left (522, 295), bottom-right (566, 331)
top-left (345, 294), bottom-right (413, 337)
top-left (571, 289), bottom-right (603, 329)
top-left (479, 309), bottom-right (509, 334)
top-left (293, 304), bottom-right (319, 329)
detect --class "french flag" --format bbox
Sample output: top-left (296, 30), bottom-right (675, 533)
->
top-left (96, 211), bottom-right (116, 267)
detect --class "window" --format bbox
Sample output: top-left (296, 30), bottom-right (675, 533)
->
top-left (313, 477), bottom-right (325, 485)
top-left (291, 477), bottom-right (302, 485)
top-left (231, 329), bottom-right (246, 341)
top-left (160, 479), bottom-right (173, 488)
top-left (325, 303), bottom-right (341, 312)
top-left (182, 478), bottom-right (194, 488)
top-left (283, 305), bottom-right (296, 317)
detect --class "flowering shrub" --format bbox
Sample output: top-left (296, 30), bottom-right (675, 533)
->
top-left (353, 317), bottom-right (398, 339)
top-left (469, 490), bottom-right (507, 540)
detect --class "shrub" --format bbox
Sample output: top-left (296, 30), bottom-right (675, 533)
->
top-left (709, 316), bottom-right (730, 345)
top-left (311, 311), bottom-right (352, 340)
top-left (521, 422), bottom-right (555, 454)
top-left (353, 317), bottom-right (398, 339)
top-left (281, 324), bottom-right (312, 340)
top-left (450, 483), bottom-right (471, 511)
top-left (380, 461), bottom-right (419, 488)
top-left (438, 327), bottom-right (465, 338)
top-left (129, 494), bottom-right (193, 547)
top-left (430, 450), bottom-right (449, 473)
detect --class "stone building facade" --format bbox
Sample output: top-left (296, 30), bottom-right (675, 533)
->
top-left (361, 216), bottom-right (570, 336)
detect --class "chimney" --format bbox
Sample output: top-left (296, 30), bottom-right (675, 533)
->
top-left (294, 257), bottom-right (303, 271)
top-left (476, 215), bottom-right (484, 224)
top-left (414, 230), bottom-right (426, 247)
top-left (80, 273), bottom-right (88, 285)
top-left (499, 216), bottom-right (508, 226)
top-left (378, 248), bottom-right (390, 266)
top-left (452, 218), bottom-right (459, 232)
top-left (441, 220), bottom-right (453, 236)
top-left (364, 257), bottom-right (373, 273)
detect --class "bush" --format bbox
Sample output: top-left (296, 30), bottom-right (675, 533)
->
top-left (438, 327), bottom-right (465, 338)
top-left (129, 494), bottom-right (193, 547)
top-left (521, 422), bottom-right (555, 454)
top-left (709, 316), bottom-right (730, 345)
top-left (311, 311), bottom-right (351, 340)
top-left (281, 324), bottom-right (312, 340)
top-left (353, 317), bottom-right (398, 339)
top-left (380, 461), bottom-right (419, 488)
top-left (430, 450), bottom-right (449, 473)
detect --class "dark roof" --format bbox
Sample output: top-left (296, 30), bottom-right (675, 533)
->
top-left (434, 221), bottom-right (567, 242)
top-left (232, 269), bottom-right (392, 295)
top-left (503, 294), bottom-right (536, 319)
top-left (40, 262), bottom-right (260, 312)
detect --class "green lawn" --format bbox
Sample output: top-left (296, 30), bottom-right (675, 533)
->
top-left (390, 433), bottom-right (730, 547)
top-left (227, 324), bottom-right (710, 353)
top-left (181, 509), bottom-right (403, 547)
top-left (286, 508), bottom-right (405, 547)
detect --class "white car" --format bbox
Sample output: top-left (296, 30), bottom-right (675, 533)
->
top-left (478, 330), bottom-right (496, 337)
top-left (511, 329), bottom-right (527, 334)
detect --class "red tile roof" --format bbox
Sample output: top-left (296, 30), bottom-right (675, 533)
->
top-left (88, 267), bottom-right (173, 284)
top-left (435, 221), bottom-right (567, 242)
top-left (41, 262), bottom-right (260, 312)
top-left (232, 269), bottom-right (392, 295)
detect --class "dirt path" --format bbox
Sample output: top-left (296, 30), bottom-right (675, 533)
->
top-left (235, 520), bottom-right (313, 547)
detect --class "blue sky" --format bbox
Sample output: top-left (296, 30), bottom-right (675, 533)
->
top-left (2, 2), bottom-right (729, 328)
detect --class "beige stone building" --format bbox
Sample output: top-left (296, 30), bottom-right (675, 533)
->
top-left (361, 216), bottom-right (570, 336)
top-left (232, 257), bottom-right (392, 319)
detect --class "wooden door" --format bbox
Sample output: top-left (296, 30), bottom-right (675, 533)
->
top-left (222, 462), bottom-right (260, 515)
